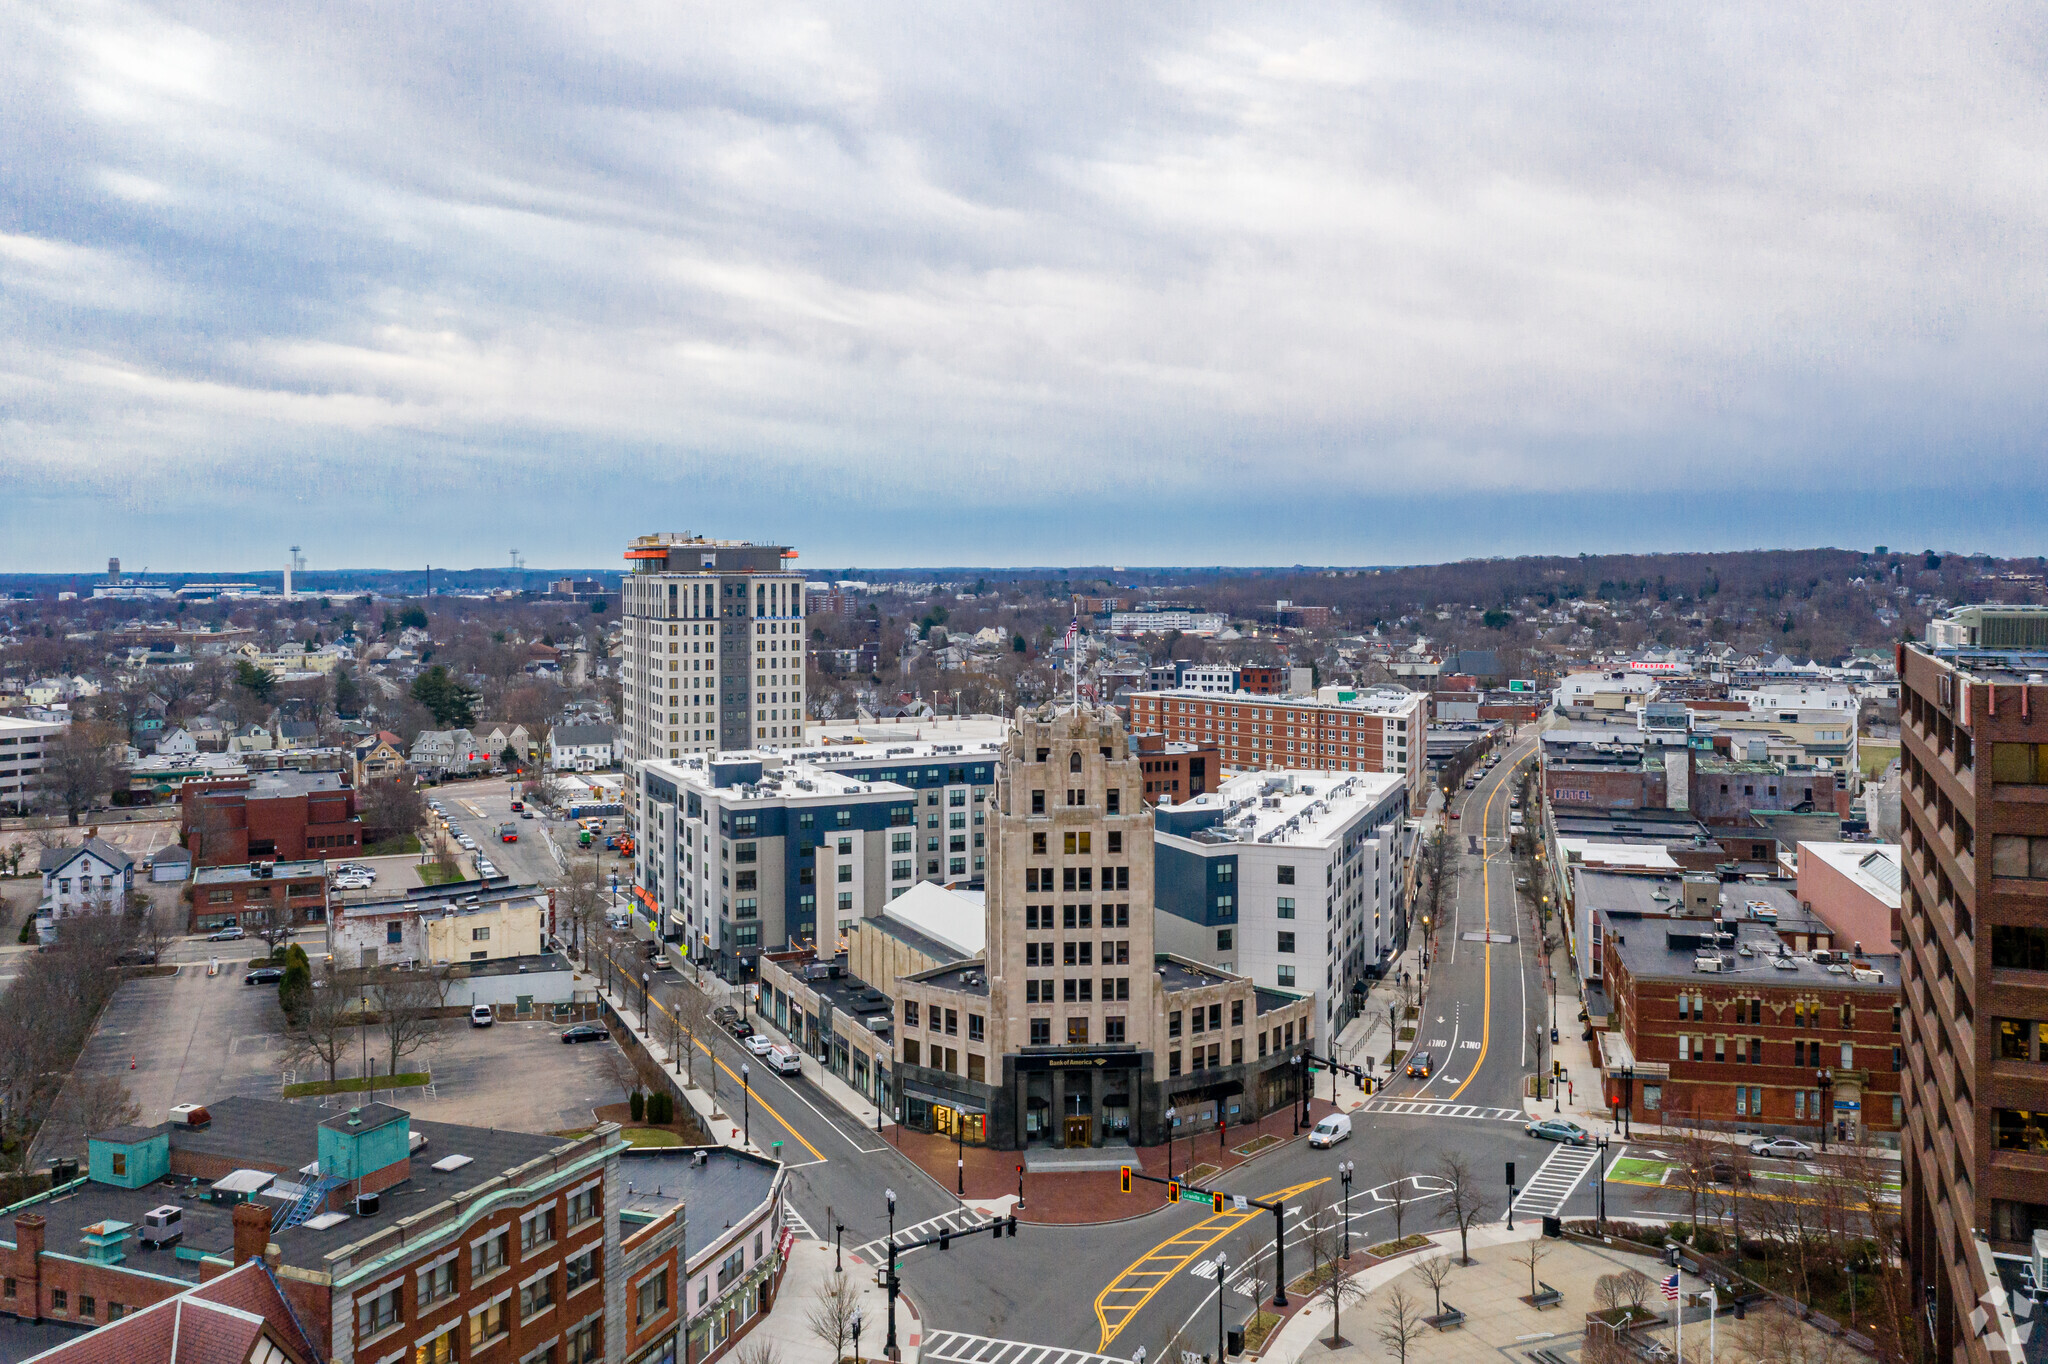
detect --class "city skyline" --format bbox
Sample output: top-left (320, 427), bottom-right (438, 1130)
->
top-left (6, 4), bottom-right (2047, 569)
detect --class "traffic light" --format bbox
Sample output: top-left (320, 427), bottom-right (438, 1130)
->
top-left (938, 1229), bottom-right (951, 1251)
top-left (1004, 1215), bottom-right (1018, 1238)
top-left (991, 1220), bottom-right (1003, 1240)
top-left (1167, 1180), bottom-right (1181, 1204)
top-left (1211, 1191), bottom-right (1226, 1213)
top-left (1120, 1165), bottom-right (1132, 1194)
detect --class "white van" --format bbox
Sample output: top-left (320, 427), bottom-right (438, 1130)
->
top-left (1307, 1114), bottom-right (1352, 1149)
top-left (765, 1044), bottom-right (803, 1076)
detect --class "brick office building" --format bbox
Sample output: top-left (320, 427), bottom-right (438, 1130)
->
top-left (180, 771), bottom-right (362, 866)
top-left (1132, 733), bottom-right (1219, 803)
top-left (190, 859), bottom-right (330, 931)
top-left (1602, 913), bottom-right (1902, 1141)
top-left (1129, 685), bottom-right (1428, 811)
top-left (1897, 620), bottom-right (2048, 1363)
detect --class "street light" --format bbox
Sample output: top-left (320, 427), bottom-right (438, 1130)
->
top-left (1338, 1160), bottom-right (1354, 1260)
top-left (740, 1062), bottom-right (751, 1147)
top-left (1816, 1068), bottom-right (1835, 1151)
top-left (1619, 1062), bottom-right (1635, 1139)
top-left (1215, 1250), bottom-right (1230, 1360)
top-left (1166, 1106), bottom-right (1177, 1181)
top-left (1595, 1134), bottom-right (1608, 1236)
top-left (641, 972), bottom-right (650, 1026)
top-left (883, 1189), bottom-right (899, 1360)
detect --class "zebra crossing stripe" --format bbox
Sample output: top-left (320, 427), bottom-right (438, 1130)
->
top-left (1513, 1144), bottom-right (1601, 1218)
top-left (921, 1332), bottom-right (1130, 1364)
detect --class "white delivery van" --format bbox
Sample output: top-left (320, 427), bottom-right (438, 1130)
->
top-left (765, 1044), bottom-right (803, 1076)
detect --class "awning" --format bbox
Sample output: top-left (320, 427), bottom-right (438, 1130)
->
top-left (903, 1081), bottom-right (986, 1116)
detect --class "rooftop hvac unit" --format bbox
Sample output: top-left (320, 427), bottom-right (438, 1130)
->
top-left (1693, 957), bottom-right (1723, 973)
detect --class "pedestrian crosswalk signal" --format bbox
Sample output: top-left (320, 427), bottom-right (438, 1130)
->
top-left (1167, 1180), bottom-right (1181, 1204)
top-left (1211, 1191), bottom-right (1225, 1213)
top-left (1120, 1165), bottom-right (1132, 1194)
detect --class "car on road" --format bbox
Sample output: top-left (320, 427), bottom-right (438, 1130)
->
top-left (470, 1005), bottom-right (495, 1027)
top-left (1526, 1118), bottom-right (1593, 1146)
top-left (208, 925), bottom-right (246, 942)
top-left (499, 822), bottom-right (519, 842)
top-left (1447, 810), bottom-right (1460, 821)
top-left (245, 966), bottom-right (284, 985)
top-left (1405, 1050), bottom-right (1434, 1079)
top-left (520, 809), bottom-right (533, 819)
top-left (1748, 1136), bottom-right (1814, 1160)
top-left (744, 1033), bottom-right (774, 1055)
top-left (714, 1006), bottom-right (751, 1041)
top-left (1307, 1114), bottom-right (1352, 1148)
top-left (560, 1023), bottom-right (609, 1044)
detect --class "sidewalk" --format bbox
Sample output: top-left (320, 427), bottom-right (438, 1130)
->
top-left (750, 1234), bottom-right (922, 1364)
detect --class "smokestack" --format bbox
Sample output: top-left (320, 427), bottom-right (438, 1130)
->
top-left (283, 559), bottom-right (293, 601)
top-left (108, 557), bottom-right (120, 580)
top-left (231, 1202), bottom-right (270, 1266)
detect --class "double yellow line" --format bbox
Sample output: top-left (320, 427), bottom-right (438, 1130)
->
top-left (1442, 747), bottom-right (1528, 1105)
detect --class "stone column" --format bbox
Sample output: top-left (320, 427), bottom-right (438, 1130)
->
top-left (1051, 1070), bottom-right (1067, 1147)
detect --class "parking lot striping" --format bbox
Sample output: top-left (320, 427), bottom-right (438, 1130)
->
top-left (851, 1207), bottom-right (995, 1264)
top-left (922, 1332), bottom-right (1129, 1364)
top-left (1511, 1143), bottom-right (1601, 1219)
top-left (1356, 1099), bottom-right (1525, 1123)
top-left (1092, 1178), bottom-right (1326, 1352)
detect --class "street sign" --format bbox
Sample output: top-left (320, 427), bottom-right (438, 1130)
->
top-left (1233, 1196), bottom-right (1248, 1212)
top-left (1509, 679), bottom-right (1537, 692)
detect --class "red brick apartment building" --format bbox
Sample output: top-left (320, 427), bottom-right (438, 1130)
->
top-left (1602, 914), bottom-right (1902, 1141)
top-left (1236, 665), bottom-right (1285, 696)
top-left (3, 1098), bottom-right (787, 1364)
top-left (180, 771), bottom-right (361, 865)
top-left (1129, 686), bottom-right (1428, 811)
top-left (1897, 610), bottom-right (2048, 1362)
top-left (1132, 733), bottom-right (1219, 802)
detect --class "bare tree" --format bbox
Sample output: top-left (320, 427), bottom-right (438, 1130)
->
top-left (39, 726), bottom-right (121, 826)
top-left (358, 777), bottom-right (427, 847)
top-left (372, 966), bottom-right (447, 1079)
top-left (732, 1342), bottom-right (782, 1364)
top-left (1735, 1304), bottom-right (1857, 1364)
top-left (1374, 1286), bottom-right (1428, 1364)
top-left (1412, 1254), bottom-right (1455, 1318)
top-left (283, 966), bottom-right (361, 1085)
top-left (1513, 1238), bottom-right (1551, 1299)
top-left (670, 984), bottom-right (715, 1088)
top-left (135, 894), bottom-right (182, 961)
top-left (1434, 1151), bottom-right (1495, 1265)
top-left (806, 1270), bottom-right (861, 1363)
top-left (1600, 1268), bottom-right (1654, 1316)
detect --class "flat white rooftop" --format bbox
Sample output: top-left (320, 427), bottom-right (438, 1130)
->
top-left (1167, 769), bottom-right (1405, 847)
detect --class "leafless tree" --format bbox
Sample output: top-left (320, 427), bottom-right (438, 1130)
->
top-left (39, 725), bottom-right (121, 825)
top-left (1596, 1268), bottom-right (1654, 1316)
top-left (805, 1271), bottom-right (861, 1363)
top-left (40, 1072), bottom-right (146, 1154)
top-left (558, 858), bottom-right (606, 960)
top-left (1434, 1151), bottom-right (1495, 1265)
top-left (1374, 1286), bottom-right (1428, 1364)
top-left (371, 966), bottom-right (447, 1079)
top-left (358, 777), bottom-right (427, 847)
top-left (135, 894), bottom-right (182, 961)
top-left (732, 1342), bottom-right (782, 1364)
top-left (1513, 1238), bottom-right (1551, 1299)
top-left (283, 966), bottom-right (362, 1085)
top-left (1412, 1254), bottom-right (1455, 1317)
top-left (1735, 1304), bottom-right (1858, 1364)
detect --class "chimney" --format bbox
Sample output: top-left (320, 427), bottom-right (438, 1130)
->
top-left (13, 1214), bottom-right (45, 1319)
top-left (231, 1202), bottom-right (269, 1266)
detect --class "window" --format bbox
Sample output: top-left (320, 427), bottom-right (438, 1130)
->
top-left (1032, 832), bottom-right (1047, 855)
top-left (1107, 831), bottom-right (1123, 854)
top-left (945, 1008), bottom-right (958, 1035)
top-left (1841, 1042), bottom-right (1854, 1068)
top-left (1169, 1050), bottom-right (1182, 1077)
top-left (1277, 932), bottom-right (1295, 954)
top-left (1217, 928), bottom-right (1233, 951)
top-left (1168, 1010), bottom-right (1182, 1038)
top-left (1032, 790), bottom-right (1045, 814)
top-left (1277, 865), bottom-right (1295, 885)
top-left (472, 1230), bottom-right (509, 1278)
top-left (1276, 965), bottom-right (1295, 987)
top-left (416, 1328), bottom-right (458, 1364)
top-left (421, 1259), bottom-right (457, 1305)
top-left (903, 1000), bottom-right (919, 1027)
top-left (564, 1248), bottom-right (598, 1292)
top-left (520, 1206), bottom-right (554, 1251)
top-left (1030, 1019), bottom-right (1051, 1046)
top-left (358, 1286), bottom-right (402, 1338)
top-left (635, 1271), bottom-right (669, 1324)
top-left (1991, 743), bottom-right (2048, 785)
top-left (903, 1039), bottom-right (920, 1065)
top-left (1106, 1016), bottom-right (1126, 1043)
top-left (469, 1301), bottom-right (508, 1353)
top-left (1231, 1000), bottom-right (1244, 1027)
top-left (521, 1275), bottom-right (554, 1318)
top-left (565, 1322), bottom-right (600, 1364)
top-left (1276, 897), bottom-right (1294, 918)
top-left (387, 921), bottom-right (404, 944)
top-left (1068, 1017), bottom-right (1089, 1044)
top-left (1064, 831), bottom-right (1092, 855)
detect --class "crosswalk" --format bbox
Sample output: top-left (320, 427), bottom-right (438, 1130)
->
top-left (1512, 1143), bottom-right (1601, 1219)
top-left (782, 1204), bottom-right (817, 1239)
top-left (1186, 1255), bottom-right (1261, 1298)
top-left (849, 1206), bottom-right (994, 1264)
top-left (1356, 1099), bottom-right (1526, 1123)
top-left (922, 1332), bottom-right (1131, 1364)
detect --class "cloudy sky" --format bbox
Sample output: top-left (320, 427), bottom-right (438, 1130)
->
top-left (5, 2), bottom-right (2046, 572)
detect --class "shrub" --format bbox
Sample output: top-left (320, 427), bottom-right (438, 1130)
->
top-left (629, 1090), bottom-right (645, 1123)
top-left (650, 1091), bottom-right (673, 1124)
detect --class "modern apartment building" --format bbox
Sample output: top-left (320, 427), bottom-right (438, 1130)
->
top-left (1128, 685), bottom-right (1429, 812)
top-left (1898, 621), bottom-right (2048, 1362)
top-left (888, 707), bottom-right (1314, 1150)
top-left (1152, 769), bottom-right (1410, 1044)
top-left (635, 739), bottom-right (1003, 976)
top-left (618, 536), bottom-right (806, 776)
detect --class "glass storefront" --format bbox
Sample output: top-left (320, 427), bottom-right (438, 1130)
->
top-left (933, 1104), bottom-right (987, 1145)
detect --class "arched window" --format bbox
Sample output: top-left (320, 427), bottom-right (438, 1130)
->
top-left (1069, 752), bottom-right (1082, 773)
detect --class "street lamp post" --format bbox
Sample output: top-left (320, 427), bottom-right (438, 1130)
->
top-left (1338, 1160), bottom-right (1354, 1260)
top-left (1595, 1135), bottom-right (1608, 1236)
top-left (641, 972), bottom-right (650, 1027)
top-left (1166, 1107), bottom-right (1177, 1181)
top-left (1215, 1251), bottom-right (1230, 1360)
top-left (1817, 1068), bottom-right (1835, 1151)
top-left (883, 1190), bottom-right (898, 1359)
top-left (740, 1063), bottom-right (751, 1147)
top-left (1619, 1062), bottom-right (1635, 1139)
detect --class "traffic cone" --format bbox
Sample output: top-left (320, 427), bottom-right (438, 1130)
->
top-left (130, 1056), bottom-right (136, 1069)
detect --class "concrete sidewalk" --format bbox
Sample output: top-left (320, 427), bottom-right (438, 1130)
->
top-left (750, 1234), bottom-right (922, 1364)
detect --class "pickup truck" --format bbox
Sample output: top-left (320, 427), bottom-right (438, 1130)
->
top-left (764, 1044), bottom-right (803, 1076)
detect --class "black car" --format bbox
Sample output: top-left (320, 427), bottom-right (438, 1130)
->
top-left (560, 1024), bottom-right (609, 1044)
top-left (245, 967), bottom-right (285, 985)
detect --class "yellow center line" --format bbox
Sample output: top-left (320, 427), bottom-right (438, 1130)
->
top-left (601, 950), bottom-right (826, 1163)
top-left (1444, 749), bottom-right (1528, 1105)
top-left (1092, 1178), bottom-right (1328, 1351)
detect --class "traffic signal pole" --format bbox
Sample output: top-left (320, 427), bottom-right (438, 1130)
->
top-left (1120, 1166), bottom-right (1291, 1308)
top-left (883, 1217), bottom-right (1020, 1361)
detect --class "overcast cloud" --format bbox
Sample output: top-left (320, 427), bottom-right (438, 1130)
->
top-left (4, 2), bottom-right (2046, 570)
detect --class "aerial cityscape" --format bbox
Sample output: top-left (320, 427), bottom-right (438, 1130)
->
top-left (3, 8), bottom-right (2045, 1364)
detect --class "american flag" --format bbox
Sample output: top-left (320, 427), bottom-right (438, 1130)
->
top-left (1660, 1272), bottom-right (1681, 1302)
top-left (1062, 618), bottom-right (1079, 651)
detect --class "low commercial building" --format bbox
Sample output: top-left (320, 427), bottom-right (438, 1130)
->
top-left (1793, 841), bottom-right (1902, 950)
top-left (1131, 732), bottom-right (1219, 803)
top-left (1152, 769), bottom-right (1410, 1042)
top-left (190, 860), bottom-right (330, 932)
top-left (180, 771), bottom-right (362, 866)
top-left (1128, 684), bottom-right (1428, 811)
top-left (1602, 911), bottom-right (1903, 1144)
top-left (326, 883), bottom-right (548, 969)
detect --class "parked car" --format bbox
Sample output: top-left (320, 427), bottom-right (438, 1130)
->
top-left (470, 1005), bottom-right (495, 1027)
top-left (561, 1023), bottom-right (608, 1044)
top-left (1526, 1118), bottom-right (1593, 1146)
top-left (1308, 1115), bottom-right (1352, 1148)
top-left (1405, 1050), bottom-right (1434, 1079)
top-left (244, 966), bottom-right (284, 985)
top-left (744, 1033), bottom-right (775, 1056)
top-left (208, 925), bottom-right (246, 942)
top-left (1748, 1136), bottom-right (1814, 1160)
top-left (713, 1006), bottom-right (750, 1041)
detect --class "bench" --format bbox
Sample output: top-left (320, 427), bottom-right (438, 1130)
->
top-left (1427, 1306), bottom-right (1466, 1331)
top-left (1529, 1283), bottom-right (1564, 1310)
